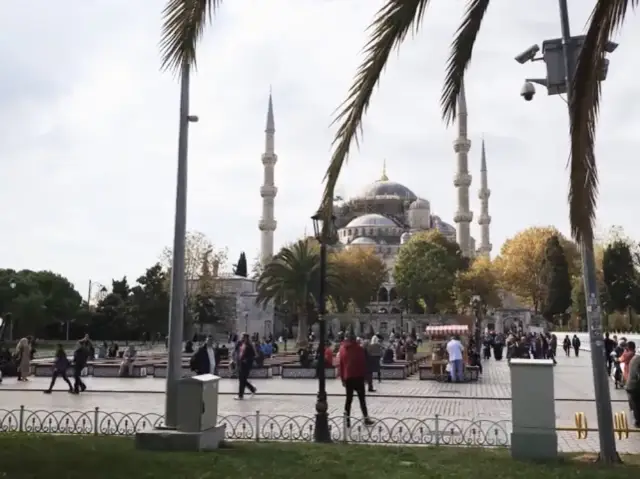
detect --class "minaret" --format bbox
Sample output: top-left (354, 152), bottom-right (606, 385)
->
top-left (453, 82), bottom-right (473, 257)
top-left (478, 139), bottom-right (492, 258)
top-left (258, 91), bottom-right (278, 265)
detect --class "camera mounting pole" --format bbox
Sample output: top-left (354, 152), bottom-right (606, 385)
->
top-left (515, 0), bottom-right (619, 464)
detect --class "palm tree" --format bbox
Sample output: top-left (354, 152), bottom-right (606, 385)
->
top-left (159, 1), bottom-right (224, 73)
top-left (255, 239), bottom-right (342, 346)
top-left (317, 0), bottom-right (624, 251)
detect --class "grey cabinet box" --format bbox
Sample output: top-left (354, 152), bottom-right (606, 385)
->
top-left (176, 374), bottom-right (220, 433)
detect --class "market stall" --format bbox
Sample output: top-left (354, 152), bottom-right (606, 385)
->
top-left (424, 324), bottom-right (470, 379)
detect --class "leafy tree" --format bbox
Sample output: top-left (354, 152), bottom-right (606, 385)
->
top-left (128, 264), bottom-right (170, 336)
top-left (93, 278), bottom-right (134, 338)
top-left (256, 239), bottom-right (342, 346)
top-left (111, 277), bottom-right (131, 300)
top-left (250, 253), bottom-right (263, 280)
top-left (0, 269), bottom-right (83, 340)
top-left (541, 235), bottom-right (572, 324)
top-left (234, 252), bottom-right (248, 278)
top-left (602, 240), bottom-right (637, 313)
top-left (161, 231), bottom-right (227, 337)
top-left (453, 256), bottom-right (501, 312)
top-left (161, 231), bottom-right (228, 284)
top-left (571, 246), bottom-right (608, 326)
top-left (415, 230), bottom-right (469, 272)
top-left (331, 246), bottom-right (388, 311)
top-left (394, 235), bottom-right (457, 314)
top-left (495, 227), bottom-right (577, 313)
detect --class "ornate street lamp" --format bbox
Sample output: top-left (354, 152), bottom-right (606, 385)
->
top-left (470, 295), bottom-right (482, 357)
top-left (311, 211), bottom-right (336, 443)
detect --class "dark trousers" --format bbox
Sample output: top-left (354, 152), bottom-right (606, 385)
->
top-left (574, 346), bottom-right (579, 357)
top-left (628, 390), bottom-right (640, 427)
top-left (238, 366), bottom-right (256, 398)
top-left (73, 366), bottom-right (86, 393)
top-left (48, 370), bottom-right (73, 391)
top-left (606, 354), bottom-right (614, 375)
top-left (564, 346), bottom-right (570, 356)
top-left (344, 378), bottom-right (368, 418)
top-left (366, 369), bottom-right (380, 390)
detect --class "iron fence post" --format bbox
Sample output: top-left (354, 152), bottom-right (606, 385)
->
top-left (255, 410), bottom-right (260, 442)
top-left (342, 412), bottom-right (348, 443)
top-left (19, 405), bottom-right (24, 432)
top-left (94, 407), bottom-right (99, 435)
top-left (435, 414), bottom-right (440, 446)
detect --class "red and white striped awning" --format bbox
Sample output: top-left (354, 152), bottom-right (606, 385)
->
top-left (424, 325), bottom-right (469, 337)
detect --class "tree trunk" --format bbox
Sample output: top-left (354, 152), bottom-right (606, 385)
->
top-left (296, 310), bottom-right (308, 347)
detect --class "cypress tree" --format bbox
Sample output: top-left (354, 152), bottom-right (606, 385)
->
top-left (603, 240), bottom-right (636, 312)
top-left (235, 252), bottom-right (248, 278)
top-left (541, 235), bottom-right (572, 323)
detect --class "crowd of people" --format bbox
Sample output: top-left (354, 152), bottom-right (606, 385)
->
top-left (189, 328), bottom-right (424, 426)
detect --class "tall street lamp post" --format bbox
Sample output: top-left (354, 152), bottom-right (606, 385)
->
top-left (515, 0), bottom-right (618, 463)
top-left (165, 60), bottom-right (200, 429)
top-left (6, 281), bottom-right (16, 340)
top-left (470, 295), bottom-right (482, 357)
top-left (311, 212), bottom-right (335, 443)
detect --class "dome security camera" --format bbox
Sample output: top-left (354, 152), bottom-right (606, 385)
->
top-left (520, 81), bottom-right (535, 101)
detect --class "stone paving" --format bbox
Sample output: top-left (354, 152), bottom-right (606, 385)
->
top-left (1, 353), bottom-right (638, 453)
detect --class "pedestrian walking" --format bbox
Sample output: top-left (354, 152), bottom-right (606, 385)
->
top-left (234, 333), bottom-right (257, 400)
top-left (44, 344), bottom-right (73, 393)
top-left (72, 341), bottom-right (88, 394)
top-left (338, 331), bottom-right (374, 428)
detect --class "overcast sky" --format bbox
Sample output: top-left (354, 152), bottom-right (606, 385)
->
top-left (1, 0), bottom-right (638, 295)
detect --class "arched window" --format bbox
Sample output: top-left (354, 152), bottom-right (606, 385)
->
top-left (389, 288), bottom-right (398, 302)
top-left (377, 287), bottom-right (389, 302)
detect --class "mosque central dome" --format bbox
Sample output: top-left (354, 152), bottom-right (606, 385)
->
top-left (357, 162), bottom-right (417, 201)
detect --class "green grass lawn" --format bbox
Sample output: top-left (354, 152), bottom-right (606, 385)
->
top-left (0, 435), bottom-right (639, 479)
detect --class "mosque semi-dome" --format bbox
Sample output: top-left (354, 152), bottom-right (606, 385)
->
top-left (410, 198), bottom-right (430, 209)
top-left (346, 213), bottom-right (398, 228)
top-left (350, 237), bottom-right (378, 246)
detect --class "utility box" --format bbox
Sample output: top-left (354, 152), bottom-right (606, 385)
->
top-left (509, 359), bottom-right (557, 460)
top-left (176, 374), bottom-right (220, 433)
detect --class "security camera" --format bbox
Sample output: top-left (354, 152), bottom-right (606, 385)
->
top-left (514, 44), bottom-right (540, 64)
top-left (520, 81), bottom-right (535, 101)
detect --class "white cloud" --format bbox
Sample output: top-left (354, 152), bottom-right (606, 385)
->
top-left (0, 0), bottom-right (638, 291)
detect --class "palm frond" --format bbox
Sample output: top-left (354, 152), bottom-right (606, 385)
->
top-left (320, 0), bottom-right (430, 217)
top-left (441, 0), bottom-right (491, 125)
top-left (160, 0), bottom-right (223, 73)
top-left (569, 0), bottom-right (633, 244)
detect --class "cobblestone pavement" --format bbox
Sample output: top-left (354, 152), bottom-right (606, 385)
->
top-left (1, 353), bottom-right (638, 453)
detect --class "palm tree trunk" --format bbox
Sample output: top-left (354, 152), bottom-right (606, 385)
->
top-left (296, 308), bottom-right (308, 347)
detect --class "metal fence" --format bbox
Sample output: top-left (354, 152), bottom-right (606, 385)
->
top-left (0, 406), bottom-right (511, 446)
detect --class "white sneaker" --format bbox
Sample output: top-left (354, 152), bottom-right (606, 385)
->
top-left (234, 396), bottom-right (243, 400)
top-left (250, 390), bottom-right (256, 398)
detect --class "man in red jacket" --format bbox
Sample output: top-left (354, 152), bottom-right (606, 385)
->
top-left (339, 332), bottom-right (374, 428)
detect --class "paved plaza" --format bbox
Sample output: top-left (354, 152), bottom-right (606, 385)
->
top-left (1, 353), bottom-right (638, 452)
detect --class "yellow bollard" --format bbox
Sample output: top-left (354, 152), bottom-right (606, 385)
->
top-left (619, 411), bottom-right (629, 439)
top-left (574, 412), bottom-right (588, 439)
top-left (614, 413), bottom-right (623, 440)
